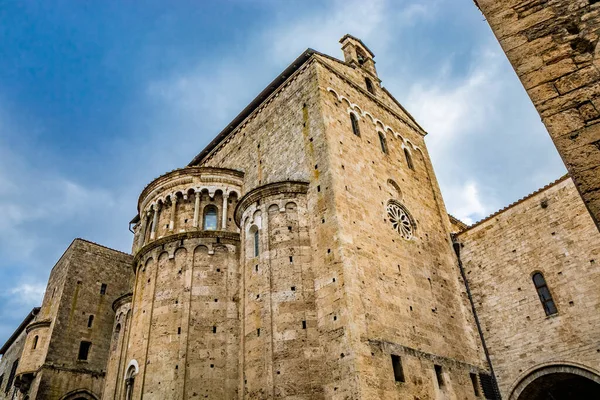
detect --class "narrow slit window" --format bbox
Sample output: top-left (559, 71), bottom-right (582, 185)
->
top-left (253, 229), bottom-right (260, 257)
top-left (203, 205), bottom-right (218, 231)
top-left (350, 113), bottom-right (360, 136)
top-left (434, 365), bottom-right (444, 387)
top-left (5, 359), bottom-right (18, 394)
top-left (365, 77), bottom-right (374, 94)
top-left (78, 341), bottom-right (92, 361)
top-left (87, 315), bottom-right (94, 328)
top-left (532, 272), bottom-right (558, 316)
top-left (100, 283), bottom-right (107, 295)
top-left (379, 132), bottom-right (387, 154)
top-left (404, 148), bottom-right (414, 170)
top-left (391, 354), bottom-right (405, 382)
top-left (32, 336), bottom-right (38, 350)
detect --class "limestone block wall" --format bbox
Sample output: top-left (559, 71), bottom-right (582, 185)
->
top-left (15, 239), bottom-right (133, 400)
top-left (476, 0), bottom-right (600, 230)
top-left (315, 55), bottom-right (487, 399)
top-left (199, 56), bottom-right (363, 399)
top-left (102, 294), bottom-right (132, 400)
top-left (235, 182), bottom-right (322, 399)
top-left (0, 310), bottom-right (36, 400)
top-left (114, 167), bottom-right (244, 399)
top-left (457, 177), bottom-right (600, 398)
top-left (121, 232), bottom-right (240, 400)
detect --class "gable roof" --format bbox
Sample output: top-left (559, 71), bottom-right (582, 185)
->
top-left (188, 46), bottom-right (426, 166)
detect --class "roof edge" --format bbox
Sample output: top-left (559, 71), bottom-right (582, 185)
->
top-left (0, 307), bottom-right (40, 355)
top-left (458, 174), bottom-right (570, 235)
top-left (188, 49), bottom-right (316, 166)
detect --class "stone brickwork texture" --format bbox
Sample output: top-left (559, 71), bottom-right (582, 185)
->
top-left (476, 0), bottom-right (600, 230)
top-left (458, 177), bottom-right (600, 398)
top-left (2, 33), bottom-right (600, 400)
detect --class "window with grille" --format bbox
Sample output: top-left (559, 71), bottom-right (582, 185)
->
top-left (532, 272), bottom-right (558, 316)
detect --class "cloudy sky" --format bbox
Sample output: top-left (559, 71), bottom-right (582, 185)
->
top-left (0, 0), bottom-right (565, 343)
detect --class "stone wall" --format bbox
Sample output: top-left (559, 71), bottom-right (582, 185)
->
top-left (457, 177), bottom-right (600, 398)
top-left (196, 37), bottom-right (489, 398)
top-left (0, 311), bottom-right (35, 400)
top-left (15, 239), bottom-right (133, 400)
top-left (314, 50), bottom-right (487, 399)
top-left (476, 0), bottom-right (600, 231)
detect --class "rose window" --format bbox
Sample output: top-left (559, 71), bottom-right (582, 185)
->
top-left (386, 201), bottom-right (415, 240)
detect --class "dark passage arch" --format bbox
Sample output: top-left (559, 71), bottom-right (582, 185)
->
top-left (511, 365), bottom-right (600, 400)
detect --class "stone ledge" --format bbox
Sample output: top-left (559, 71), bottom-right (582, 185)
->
top-left (112, 292), bottom-right (133, 312)
top-left (25, 319), bottom-right (52, 334)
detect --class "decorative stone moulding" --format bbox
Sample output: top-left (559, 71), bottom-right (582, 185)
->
top-left (234, 181), bottom-right (310, 227)
top-left (327, 86), bottom-right (422, 154)
top-left (25, 320), bottom-right (51, 334)
top-left (138, 166), bottom-right (244, 215)
top-left (112, 293), bottom-right (133, 312)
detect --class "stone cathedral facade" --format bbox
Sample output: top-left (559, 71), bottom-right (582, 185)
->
top-left (0, 34), bottom-right (599, 400)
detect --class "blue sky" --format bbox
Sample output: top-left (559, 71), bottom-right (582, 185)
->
top-left (0, 0), bottom-right (565, 343)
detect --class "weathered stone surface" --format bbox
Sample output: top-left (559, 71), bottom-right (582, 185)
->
top-left (477, 0), bottom-right (600, 229)
top-left (457, 177), bottom-right (600, 398)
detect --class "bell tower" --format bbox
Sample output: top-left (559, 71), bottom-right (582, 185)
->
top-left (339, 34), bottom-right (378, 78)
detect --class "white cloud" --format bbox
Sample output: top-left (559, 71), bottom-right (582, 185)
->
top-left (444, 181), bottom-right (487, 225)
top-left (9, 283), bottom-right (46, 306)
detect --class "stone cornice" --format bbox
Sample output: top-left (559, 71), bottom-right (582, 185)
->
top-left (133, 230), bottom-right (240, 267)
top-left (25, 319), bottom-right (52, 334)
top-left (234, 181), bottom-right (309, 227)
top-left (112, 293), bottom-right (133, 312)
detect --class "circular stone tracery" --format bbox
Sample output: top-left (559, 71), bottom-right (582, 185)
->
top-left (386, 200), bottom-right (415, 240)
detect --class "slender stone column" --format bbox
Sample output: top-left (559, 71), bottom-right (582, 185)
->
top-left (193, 191), bottom-right (201, 228)
top-left (150, 205), bottom-right (160, 240)
top-left (221, 193), bottom-right (229, 230)
top-left (137, 214), bottom-right (148, 249)
top-left (169, 196), bottom-right (177, 231)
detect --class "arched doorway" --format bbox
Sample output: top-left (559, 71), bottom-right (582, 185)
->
top-left (511, 365), bottom-right (600, 400)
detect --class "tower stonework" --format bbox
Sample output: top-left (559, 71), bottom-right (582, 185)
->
top-left (475, 0), bottom-right (600, 231)
top-left (5, 34), bottom-right (600, 400)
top-left (101, 37), bottom-right (490, 399)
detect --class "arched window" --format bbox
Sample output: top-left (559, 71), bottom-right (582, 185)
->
top-left (253, 229), bottom-right (260, 257)
top-left (32, 336), bottom-right (38, 350)
top-left (356, 48), bottom-right (366, 65)
top-left (203, 206), bottom-right (218, 231)
top-left (365, 78), bottom-right (374, 94)
top-left (125, 365), bottom-right (136, 400)
top-left (350, 113), bottom-right (360, 136)
top-left (87, 315), bottom-right (94, 328)
top-left (112, 324), bottom-right (121, 351)
top-left (404, 148), bottom-right (414, 170)
top-left (378, 132), bottom-right (387, 154)
top-left (532, 272), bottom-right (557, 316)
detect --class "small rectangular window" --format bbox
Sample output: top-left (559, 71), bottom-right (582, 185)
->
top-left (100, 283), bottom-right (107, 295)
top-left (391, 355), bottom-right (405, 382)
top-left (5, 359), bottom-right (18, 394)
top-left (87, 315), bottom-right (94, 328)
top-left (78, 341), bottom-right (92, 361)
top-left (470, 373), bottom-right (480, 396)
top-left (434, 365), bottom-right (444, 387)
